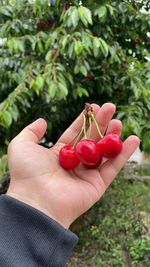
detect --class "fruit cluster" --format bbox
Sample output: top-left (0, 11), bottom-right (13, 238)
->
top-left (59, 103), bottom-right (123, 170)
top-left (36, 19), bottom-right (55, 30)
top-left (85, 73), bottom-right (94, 81)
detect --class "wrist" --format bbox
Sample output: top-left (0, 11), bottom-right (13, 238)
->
top-left (6, 189), bottom-right (71, 229)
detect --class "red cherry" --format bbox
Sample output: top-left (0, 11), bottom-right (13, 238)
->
top-left (75, 139), bottom-right (100, 167)
top-left (86, 73), bottom-right (94, 81)
top-left (59, 145), bottom-right (80, 170)
top-left (97, 132), bottom-right (123, 158)
top-left (36, 20), bottom-right (44, 30)
top-left (83, 157), bottom-right (102, 169)
top-left (45, 22), bottom-right (50, 30)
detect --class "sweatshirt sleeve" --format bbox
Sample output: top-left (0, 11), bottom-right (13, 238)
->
top-left (0, 194), bottom-right (78, 267)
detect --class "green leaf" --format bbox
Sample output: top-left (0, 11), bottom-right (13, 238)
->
top-left (74, 41), bottom-right (83, 56)
top-left (93, 38), bottom-right (100, 48)
top-left (107, 4), bottom-right (115, 16)
top-left (7, 39), bottom-right (25, 53)
top-left (142, 132), bottom-right (150, 153)
top-left (80, 66), bottom-right (88, 76)
top-left (61, 35), bottom-right (69, 49)
top-left (74, 65), bottom-right (80, 74)
top-left (17, 40), bottom-right (25, 53)
top-left (29, 79), bottom-right (35, 89)
top-left (48, 83), bottom-right (57, 98)
top-left (45, 50), bottom-right (53, 62)
top-left (1, 111), bottom-right (12, 128)
top-left (36, 40), bottom-right (44, 53)
top-left (97, 6), bottom-right (107, 19)
top-left (0, 7), bottom-right (12, 17)
top-left (73, 86), bottom-right (89, 100)
top-left (71, 8), bottom-right (79, 28)
top-left (56, 0), bottom-right (61, 5)
top-left (66, 73), bottom-right (74, 85)
top-left (68, 43), bottom-right (74, 58)
top-left (36, 75), bottom-right (44, 88)
top-left (99, 38), bottom-right (109, 56)
top-left (93, 38), bottom-right (100, 57)
top-left (33, 75), bottom-right (44, 95)
top-left (116, 112), bottom-right (125, 120)
top-left (78, 6), bottom-right (93, 27)
top-left (58, 83), bottom-right (68, 98)
top-left (10, 105), bottom-right (19, 122)
top-left (77, 87), bottom-right (89, 98)
top-left (0, 154), bottom-right (8, 180)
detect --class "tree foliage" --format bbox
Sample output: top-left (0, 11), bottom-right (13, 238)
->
top-left (0, 0), bottom-right (150, 159)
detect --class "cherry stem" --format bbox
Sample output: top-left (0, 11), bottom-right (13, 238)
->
top-left (91, 113), bottom-right (103, 139)
top-left (72, 113), bottom-right (87, 148)
top-left (71, 103), bottom-right (103, 147)
top-left (83, 113), bottom-right (87, 139)
top-left (88, 116), bottom-right (92, 139)
top-left (72, 127), bottom-right (84, 148)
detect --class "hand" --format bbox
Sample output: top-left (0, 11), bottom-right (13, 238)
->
top-left (7, 103), bottom-right (140, 228)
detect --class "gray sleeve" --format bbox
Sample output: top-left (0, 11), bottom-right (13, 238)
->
top-left (0, 195), bottom-right (78, 267)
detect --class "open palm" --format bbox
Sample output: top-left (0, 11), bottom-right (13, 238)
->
top-left (7, 103), bottom-right (140, 228)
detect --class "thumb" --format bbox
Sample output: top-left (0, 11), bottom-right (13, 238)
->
top-left (14, 118), bottom-right (47, 143)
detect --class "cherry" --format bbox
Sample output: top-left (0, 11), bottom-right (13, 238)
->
top-left (97, 132), bottom-right (123, 159)
top-left (59, 145), bottom-right (80, 170)
top-left (45, 22), bottom-right (50, 30)
top-left (86, 73), bottom-right (94, 81)
top-left (83, 157), bottom-right (102, 169)
top-left (36, 20), bottom-right (44, 30)
top-left (58, 103), bottom-right (123, 171)
top-left (75, 139), bottom-right (100, 167)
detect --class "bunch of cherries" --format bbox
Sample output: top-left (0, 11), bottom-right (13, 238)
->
top-left (36, 3), bottom-right (71, 31)
top-left (59, 103), bottom-right (123, 170)
top-left (36, 19), bottom-right (55, 30)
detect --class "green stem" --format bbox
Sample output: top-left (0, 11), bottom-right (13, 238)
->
top-left (72, 113), bottom-right (87, 147)
top-left (72, 126), bottom-right (84, 148)
top-left (91, 113), bottom-right (103, 139)
top-left (88, 116), bottom-right (92, 139)
top-left (83, 113), bottom-right (87, 139)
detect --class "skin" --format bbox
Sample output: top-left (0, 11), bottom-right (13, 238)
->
top-left (7, 103), bottom-right (140, 229)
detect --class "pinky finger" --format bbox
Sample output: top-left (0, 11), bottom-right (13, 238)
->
top-left (99, 136), bottom-right (140, 188)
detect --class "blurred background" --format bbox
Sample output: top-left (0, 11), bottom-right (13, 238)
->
top-left (0, 0), bottom-right (150, 266)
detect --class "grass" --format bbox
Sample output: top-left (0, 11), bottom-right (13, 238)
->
top-left (67, 165), bottom-right (150, 267)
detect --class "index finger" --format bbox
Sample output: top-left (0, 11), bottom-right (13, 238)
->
top-left (58, 104), bottom-right (100, 144)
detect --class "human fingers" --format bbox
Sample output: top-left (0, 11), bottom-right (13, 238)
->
top-left (99, 136), bottom-right (140, 187)
top-left (11, 118), bottom-right (47, 144)
top-left (58, 104), bottom-right (100, 144)
top-left (106, 119), bottom-right (122, 136)
top-left (89, 103), bottom-right (116, 141)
